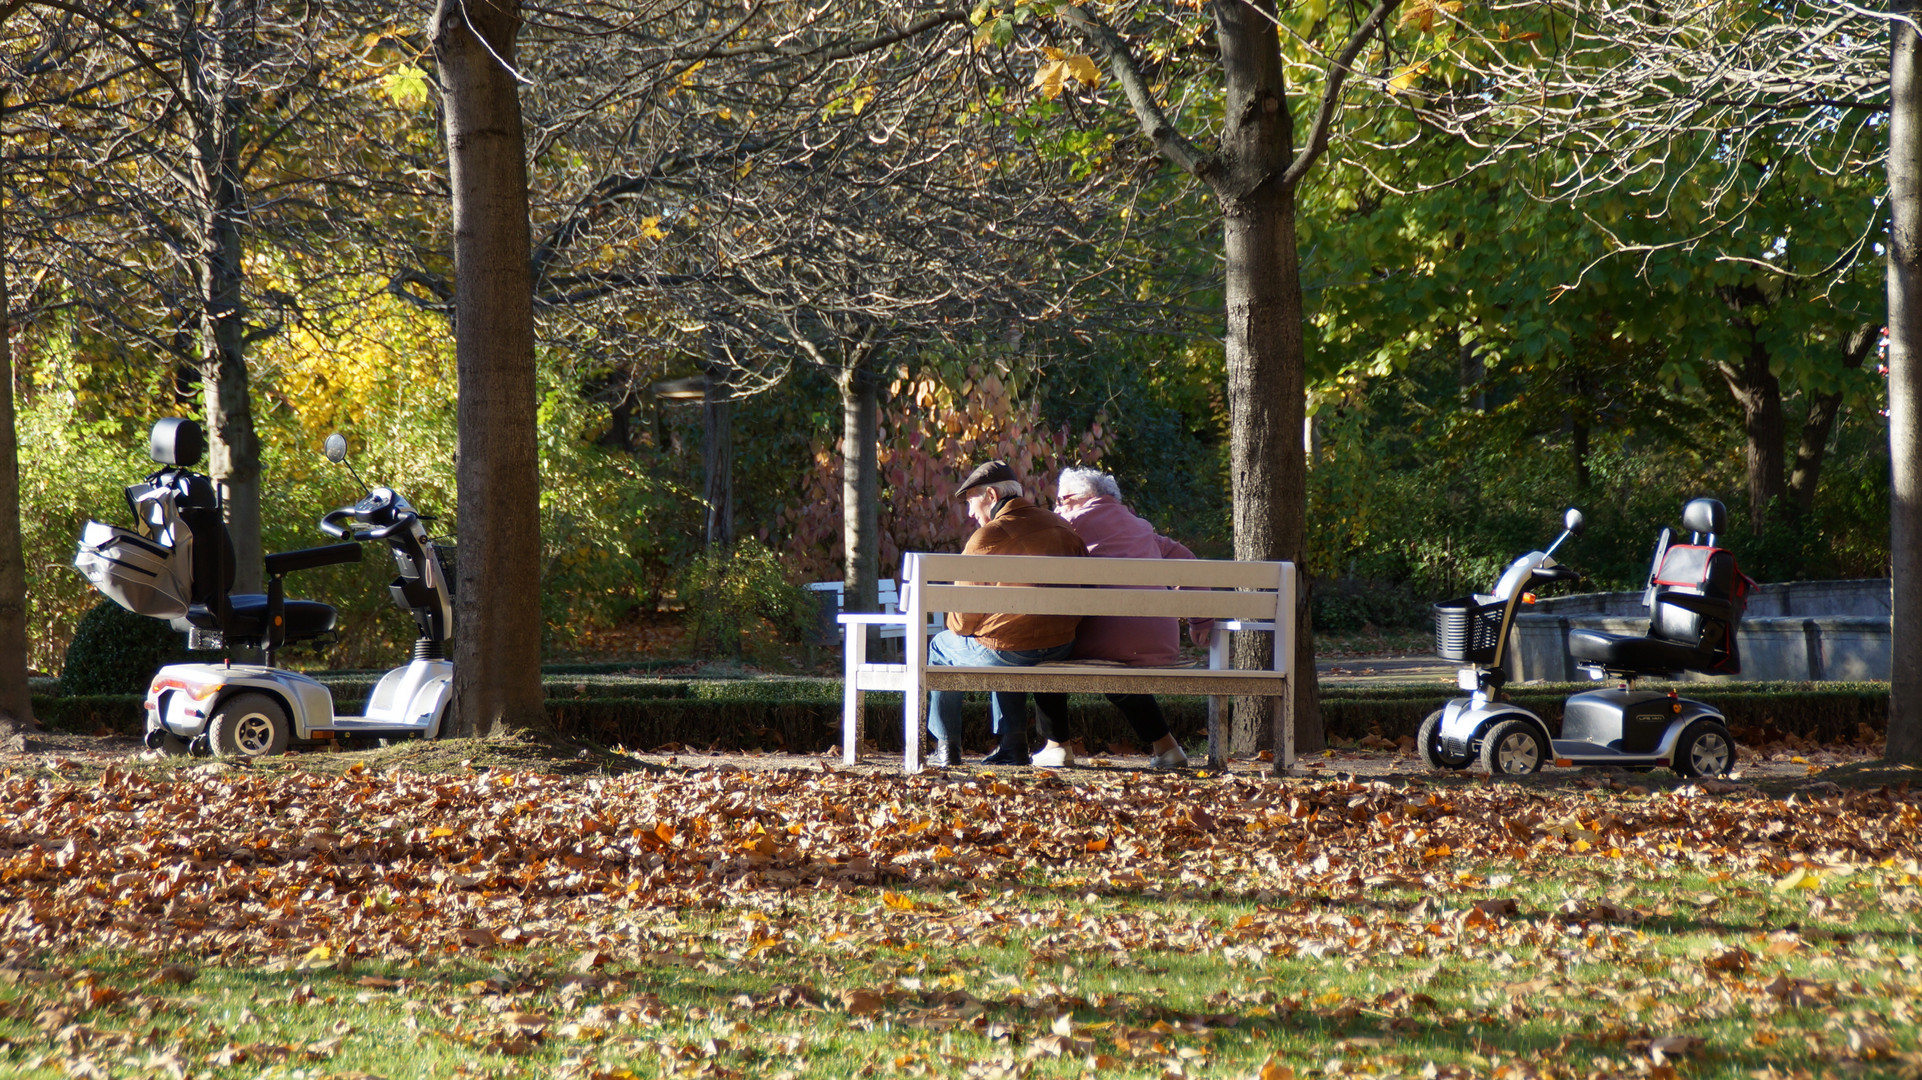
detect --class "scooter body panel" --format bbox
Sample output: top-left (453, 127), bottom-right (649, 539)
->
top-left (1549, 687), bottom-right (1726, 767)
top-left (147, 660), bottom-right (453, 744)
top-left (1436, 696), bottom-right (1551, 760)
top-left (332, 659), bottom-right (452, 738)
top-left (148, 663), bottom-right (336, 740)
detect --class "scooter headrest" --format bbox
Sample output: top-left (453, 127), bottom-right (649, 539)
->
top-left (1680, 498), bottom-right (1726, 536)
top-left (149, 417), bottom-right (205, 468)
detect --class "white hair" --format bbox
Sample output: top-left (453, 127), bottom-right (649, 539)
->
top-left (1057, 467), bottom-right (1120, 500)
top-left (983, 479), bottom-right (1023, 499)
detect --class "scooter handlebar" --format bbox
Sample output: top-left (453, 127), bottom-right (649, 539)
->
top-left (319, 506), bottom-right (418, 543)
top-left (361, 511), bottom-right (417, 541)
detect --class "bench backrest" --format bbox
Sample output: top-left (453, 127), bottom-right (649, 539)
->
top-left (902, 552), bottom-right (1296, 670)
top-left (806, 579), bottom-right (903, 613)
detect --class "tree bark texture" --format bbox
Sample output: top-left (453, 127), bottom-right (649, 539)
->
top-left (702, 365), bottom-right (734, 549)
top-left (1212, 0), bottom-right (1323, 762)
top-left (0, 84), bottom-right (34, 734)
top-left (1891, 0), bottom-right (1922, 765)
top-left (840, 362), bottom-right (880, 615)
top-left (1717, 322), bottom-right (1787, 535)
top-left (434, 0), bottom-right (545, 739)
top-left (1788, 323), bottom-right (1876, 513)
top-left (186, 0), bottom-right (263, 595)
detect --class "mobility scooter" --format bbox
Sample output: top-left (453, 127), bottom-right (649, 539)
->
top-left (74, 420), bottom-right (454, 756)
top-left (1420, 499), bottom-right (1748, 778)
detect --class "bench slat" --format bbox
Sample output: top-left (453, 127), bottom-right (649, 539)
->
top-left (914, 553), bottom-right (1286, 590)
top-left (922, 667), bottom-right (1287, 696)
top-left (924, 583), bottom-right (1283, 621)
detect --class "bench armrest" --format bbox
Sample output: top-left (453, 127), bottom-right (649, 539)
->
top-left (838, 612), bottom-right (911, 626)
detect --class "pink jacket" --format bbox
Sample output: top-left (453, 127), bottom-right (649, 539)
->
top-left (1059, 497), bottom-right (1212, 666)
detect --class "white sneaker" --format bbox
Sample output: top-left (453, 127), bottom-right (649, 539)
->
top-left (1149, 746), bottom-right (1189, 770)
top-left (1032, 743), bottom-right (1075, 768)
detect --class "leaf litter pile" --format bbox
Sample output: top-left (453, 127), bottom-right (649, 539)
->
top-left (0, 759), bottom-right (1919, 1078)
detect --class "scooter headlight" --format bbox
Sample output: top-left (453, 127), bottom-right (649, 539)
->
top-left (1456, 669), bottom-right (1479, 691)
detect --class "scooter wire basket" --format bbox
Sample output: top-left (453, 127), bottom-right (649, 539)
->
top-left (1433, 596), bottom-right (1503, 663)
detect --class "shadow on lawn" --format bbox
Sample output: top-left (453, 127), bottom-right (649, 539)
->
top-left (77, 957), bottom-right (1846, 1073)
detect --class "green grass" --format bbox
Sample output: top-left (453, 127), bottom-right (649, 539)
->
top-left (0, 763), bottom-right (1916, 1077)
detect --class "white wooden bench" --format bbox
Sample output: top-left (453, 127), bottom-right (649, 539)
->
top-left (838, 552), bottom-right (1297, 773)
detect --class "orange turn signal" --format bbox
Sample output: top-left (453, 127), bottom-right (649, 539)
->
top-left (1521, 592), bottom-right (1537, 604)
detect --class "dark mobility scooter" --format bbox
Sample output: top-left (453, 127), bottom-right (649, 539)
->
top-left (1421, 499), bottom-right (1751, 777)
top-left (73, 419), bottom-right (454, 756)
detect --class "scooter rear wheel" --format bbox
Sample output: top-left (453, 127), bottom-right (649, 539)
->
top-left (1418, 709), bottom-right (1471, 770)
top-left (1673, 720), bottom-right (1735, 778)
top-left (1480, 719), bottom-right (1547, 776)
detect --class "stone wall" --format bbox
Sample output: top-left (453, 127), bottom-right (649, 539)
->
top-left (1502, 577), bottom-right (1892, 683)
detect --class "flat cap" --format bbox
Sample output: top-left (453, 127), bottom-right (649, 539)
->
top-left (953, 459), bottom-right (1017, 499)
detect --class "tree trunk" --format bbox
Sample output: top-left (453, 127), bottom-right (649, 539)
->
top-left (1571, 416), bottom-right (1592, 492)
top-left (1213, 0), bottom-right (1322, 764)
top-left (1890, 0), bottom-right (1922, 766)
top-left (187, 0), bottom-right (262, 595)
top-left (434, 0), bottom-right (544, 738)
top-left (702, 364), bottom-right (734, 549)
top-left (1788, 322), bottom-right (1876, 513)
top-left (840, 362), bottom-right (880, 614)
top-left (1718, 307), bottom-right (1788, 534)
top-left (1460, 339), bottom-right (1486, 412)
top-left (0, 83), bottom-right (34, 736)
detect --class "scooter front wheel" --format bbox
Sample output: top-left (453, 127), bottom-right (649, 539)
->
top-left (1418, 709), bottom-right (1471, 770)
top-left (1480, 719), bottom-right (1547, 776)
top-left (1673, 720), bottom-right (1736, 778)
top-left (210, 692), bottom-right (292, 758)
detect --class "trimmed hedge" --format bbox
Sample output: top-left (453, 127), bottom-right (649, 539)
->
top-left (1319, 681), bottom-right (1889, 747)
top-left (58, 602), bottom-right (194, 696)
top-left (31, 677), bottom-right (1890, 752)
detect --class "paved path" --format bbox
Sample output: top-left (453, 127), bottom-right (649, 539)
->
top-left (1315, 655), bottom-right (1457, 687)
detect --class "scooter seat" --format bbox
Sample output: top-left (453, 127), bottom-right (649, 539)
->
top-left (1567, 628), bottom-right (1707, 675)
top-left (222, 594), bottom-right (339, 641)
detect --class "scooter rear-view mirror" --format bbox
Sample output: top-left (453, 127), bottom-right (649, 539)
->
top-left (1563, 507), bottom-right (1585, 535)
top-left (323, 433), bottom-right (372, 496)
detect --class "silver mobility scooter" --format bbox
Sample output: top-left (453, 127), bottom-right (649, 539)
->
top-left (1421, 499), bottom-right (1749, 777)
top-left (74, 420), bottom-right (454, 756)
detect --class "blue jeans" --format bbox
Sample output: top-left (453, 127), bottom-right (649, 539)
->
top-left (925, 630), bottom-right (1073, 743)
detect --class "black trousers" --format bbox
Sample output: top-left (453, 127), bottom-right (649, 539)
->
top-left (1027, 692), bottom-right (1171, 746)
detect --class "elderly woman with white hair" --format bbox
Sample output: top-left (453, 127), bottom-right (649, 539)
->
top-left (1025, 466), bottom-right (1206, 769)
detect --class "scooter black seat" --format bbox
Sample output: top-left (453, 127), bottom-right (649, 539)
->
top-left (221, 594), bottom-right (339, 641)
top-left (1566, 628), bottom-right (1706, 676)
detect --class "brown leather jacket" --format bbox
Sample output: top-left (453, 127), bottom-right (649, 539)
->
top-left (947, 496), bottom-right (1088, 650)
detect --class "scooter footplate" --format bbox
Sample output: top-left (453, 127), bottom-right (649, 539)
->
top-left (322, 718), bottom-right (433, 734)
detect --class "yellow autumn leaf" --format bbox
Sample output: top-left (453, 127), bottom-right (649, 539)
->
top-left (641, 216), bottom-right (667, 241)
top-left (881, 890), bottom-right (917, 911)
top-left (1775, 867), bottom-right (1822, 892)
top-left (1032, 59), bottom-right (1067, 99)
top-left (1065, 54), bottom-right (1102, 88)
top-left (1388, 62), bottom-right (1430, 92)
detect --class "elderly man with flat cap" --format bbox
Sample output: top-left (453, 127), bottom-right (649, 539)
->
top-left (922, 459), bottom-right (1087, 767)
